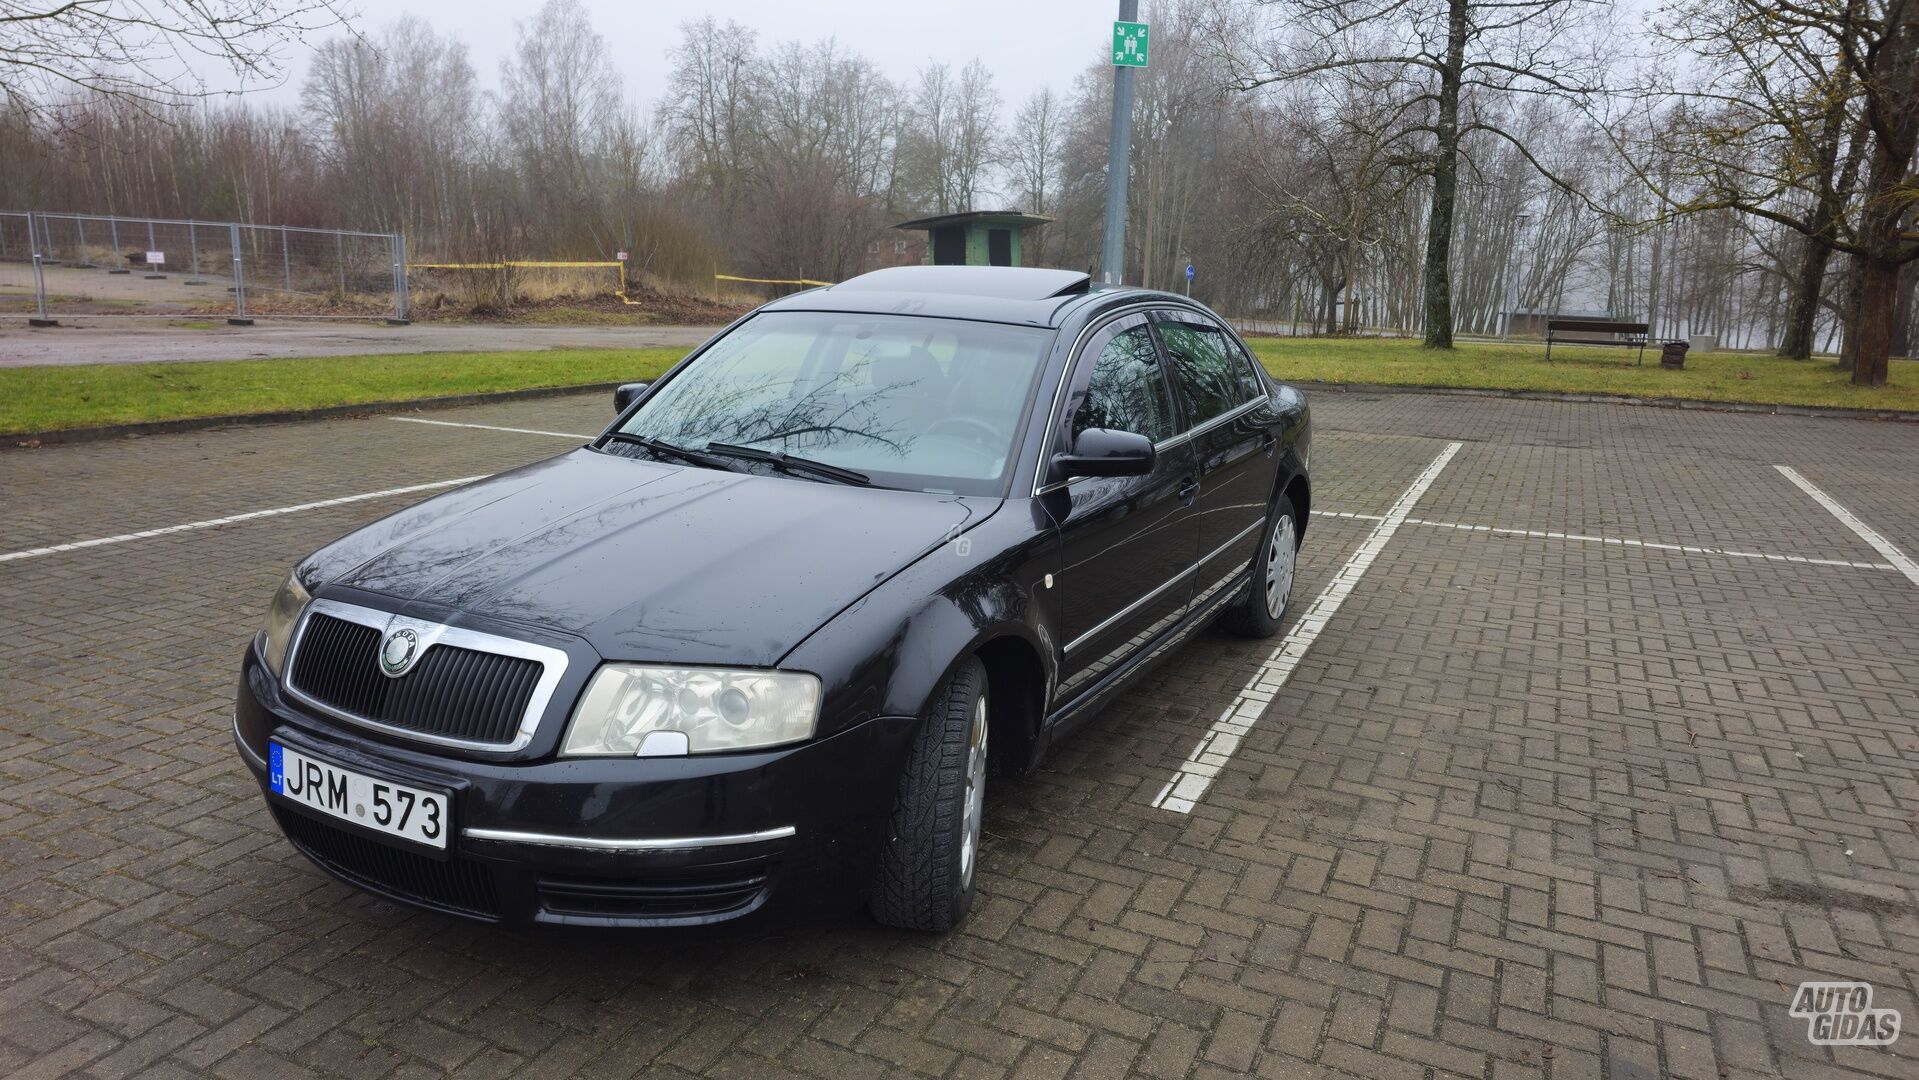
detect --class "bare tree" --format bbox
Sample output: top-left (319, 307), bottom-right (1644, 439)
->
top-left (1640, 0), bottom-right (1919, 385)
top-left (898, 60), bottom-right (1002, 214)
top-left (662, 17), bottom-right (758, 203)
top-left (1, 0), bottom-right (350, 120)
top-left (739, 39), bottom-right (899, 278)
top-left (1645, 0), bottom-right (1874, 360)
top-left (303, 20), bottom-right (480, 242)
top-left (951, 60), bottom-right (1003, 211)
top-left (1008, 88), bottom-right (1063, 218)
top-left (496, 0), bottom-right (629, 251)
top-left (1217, 0), bottom-right (1612, 348)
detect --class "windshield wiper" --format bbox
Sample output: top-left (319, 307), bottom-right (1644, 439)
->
top-left (703, 442), bottom-right (872, 486)
top-left (601, 432), bottom-right (740, 471)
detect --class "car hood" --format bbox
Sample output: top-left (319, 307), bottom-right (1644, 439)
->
top-left (305, 448), bottom-right (995, 666)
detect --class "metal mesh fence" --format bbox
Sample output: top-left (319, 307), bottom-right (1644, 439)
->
top-left (1, 211), bottom-right (408, 322)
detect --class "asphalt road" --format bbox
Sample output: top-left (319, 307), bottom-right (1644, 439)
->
top-left (2, 391), bottom-right (1916, 1079)
top-left (0, 322), bottom-right (724, 366)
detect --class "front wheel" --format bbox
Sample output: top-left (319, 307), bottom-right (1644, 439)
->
top-left (1222, 501), bottom-right (1299, 638)
top-left (870, 657), bottom-right (989, 931)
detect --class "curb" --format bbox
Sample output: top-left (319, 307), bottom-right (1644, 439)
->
top-left (4, 382), bottom-right (626, 449)
top-left (1301, 381), bottom-right (1919, 423)
top-left (7, 376), bottom-right (1916, 450)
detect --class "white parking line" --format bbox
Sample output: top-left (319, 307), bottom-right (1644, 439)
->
top-left (1775, 464), bottom-right (1919, 586)
top-left (0, 477), bottom-right (489, 564)
top-left (1306, 511), bottom-right (1894, 571)
top-left (1151, 441), bottom-right (1463, 814)
top-left (1401, 518), bottom-right (1896, 572)
top-left (390, 417), bottom-right (594, 439)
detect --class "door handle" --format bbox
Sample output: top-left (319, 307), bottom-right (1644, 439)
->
top-left (1177, 477), bottom-right (1200, 506)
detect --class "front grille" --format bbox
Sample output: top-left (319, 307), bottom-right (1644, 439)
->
top-left (273, 805), bottom-right (501, 919)
top-left (538, 858), bottom-right (772, 922)
top-left (289, 613), bottom-right (543, 746)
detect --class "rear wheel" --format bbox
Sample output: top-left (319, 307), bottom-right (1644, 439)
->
top-left (870, 657), bottom-right (989, 931)
top-left (1222, 500), bottom-right (1298, 638)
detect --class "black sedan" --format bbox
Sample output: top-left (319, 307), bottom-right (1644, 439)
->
top-left (235, 265), bottom-right (1311, 931)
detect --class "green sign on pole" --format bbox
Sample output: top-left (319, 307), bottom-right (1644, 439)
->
top-left (1113, 21), bottom-right (1149, 67)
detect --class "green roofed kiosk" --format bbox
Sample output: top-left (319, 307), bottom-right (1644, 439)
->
top-left (893, 211), bottom-right (1052, 268)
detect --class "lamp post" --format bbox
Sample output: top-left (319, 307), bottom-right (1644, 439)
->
top-left (1100, 0), bottom-right (1142, 285)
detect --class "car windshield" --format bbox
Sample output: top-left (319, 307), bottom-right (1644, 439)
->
top-left (613, 311), bottom-right (1052, 495)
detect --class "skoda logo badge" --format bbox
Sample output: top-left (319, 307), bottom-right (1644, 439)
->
top-left (379, 627), bottom-right (420, 677)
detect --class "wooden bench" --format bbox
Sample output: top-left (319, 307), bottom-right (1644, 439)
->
top-left (1545, 319), bottom-right (1650, 365)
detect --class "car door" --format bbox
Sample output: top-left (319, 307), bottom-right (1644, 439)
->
top-left (1040, 313), bottom-right (1200, 700)
top-left (1152, 311), bottom-right (1275, 601)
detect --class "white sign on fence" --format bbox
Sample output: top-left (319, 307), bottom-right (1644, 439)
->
top-left (145, 251), bottom-right (165, 265)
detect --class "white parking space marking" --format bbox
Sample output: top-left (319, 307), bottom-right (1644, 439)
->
top-left (390, 417), bottom-right (594, 439)
top-left (1306, 511), bottom-right (1894, 571)
top-left (1775, 464), bottom-right (1919, 586)
top-left (1152, 441), bottom-right (1464, 814)
top-left (1400, 517), bottom-right (1896, 572)
top-left (6, 426), bottom-right (1898, 580)
top-left (0, 477), bottom-right (488, 565)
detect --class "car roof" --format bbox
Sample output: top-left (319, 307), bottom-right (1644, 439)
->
top-left (757, 265), bottom-right (1196, 329)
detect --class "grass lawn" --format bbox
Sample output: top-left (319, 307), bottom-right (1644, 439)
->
top-left (0, 347), bottom-right (684, 435)
top-left (1246, 335), bottom-right (1919, 412)
top-left (5, 333), bottom-right (1916, 437)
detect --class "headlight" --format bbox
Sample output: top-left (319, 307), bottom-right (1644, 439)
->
top-left (561, 665), bottom-right (820, 756)
top-left (258, 573), bottom-right (311, 676)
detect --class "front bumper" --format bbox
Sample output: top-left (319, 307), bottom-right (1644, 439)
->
top-left (235, 646), bottom-right (917, 927)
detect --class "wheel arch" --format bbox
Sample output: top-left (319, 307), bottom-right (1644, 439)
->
top-left (1277, 468), bottom-right (1310, 540)
top-left (972, 633), bottom-right (1046, 776)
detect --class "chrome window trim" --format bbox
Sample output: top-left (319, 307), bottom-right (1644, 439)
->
top-left (1063, 517), bottom-right (1264, 655)
top-left (461, 825), bottom-right (797, 851)
top-left (1028, 302), bottom-right (1165, 497)
top-left (1032, 307), bottom-right (1266, 497)
top-left (281, 597), bottom-right (570, 753)
top-left (1156, 397), bottom-right (1263, 451)
top-left (1035, 396), bottom-right (1263, 497)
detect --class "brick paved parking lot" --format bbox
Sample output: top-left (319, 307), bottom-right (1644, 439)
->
top-left (2, 389), bottom-right (1916, 1080)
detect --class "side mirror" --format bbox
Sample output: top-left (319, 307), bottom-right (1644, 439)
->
top-left (1052, 428), bottom-right (1155, 480)
top-left (613, 382), bottom-right (651, 413)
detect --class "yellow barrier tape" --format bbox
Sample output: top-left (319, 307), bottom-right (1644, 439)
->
top-left (408, 261), bottom-right (624, 270)
top-left (716, 273), bottom-right (833, 287)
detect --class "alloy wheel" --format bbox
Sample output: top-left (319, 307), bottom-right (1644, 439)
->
top-left (959, 691), bottom-right (988, 888)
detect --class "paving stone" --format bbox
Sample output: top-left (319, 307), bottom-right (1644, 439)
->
top-left (2, 389), bottom-right (1915, 1077)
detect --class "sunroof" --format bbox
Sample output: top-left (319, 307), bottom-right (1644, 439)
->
top-left (832, 266), bottom-right (1093, 301)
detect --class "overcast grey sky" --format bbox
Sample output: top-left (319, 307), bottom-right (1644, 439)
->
top-left (254, 0), bottom-right (1119, 121)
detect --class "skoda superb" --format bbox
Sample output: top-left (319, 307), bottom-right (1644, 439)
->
top-left (235, 266), bottom-right (1311, 931)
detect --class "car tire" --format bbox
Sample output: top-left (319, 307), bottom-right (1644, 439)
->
top-left (870, 656), bottom-right (989, 932)
top-left (1222, 497), bottom-right (1300, 639)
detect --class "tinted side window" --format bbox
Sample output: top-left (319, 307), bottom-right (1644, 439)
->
top-left (1158, 320), bottom-right (1259, 425)
top-left (1071, 325), bottom-right (1173, 443)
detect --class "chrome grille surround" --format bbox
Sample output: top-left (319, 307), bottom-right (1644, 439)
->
top-left (281, 597), bottom-right (570, 753)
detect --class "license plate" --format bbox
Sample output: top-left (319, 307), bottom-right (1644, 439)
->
top-left (270, 742), bottom-right (449, 850)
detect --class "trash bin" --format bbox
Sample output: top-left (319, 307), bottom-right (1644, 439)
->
top-left (1660, 341), bottom-right (1689, 369)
